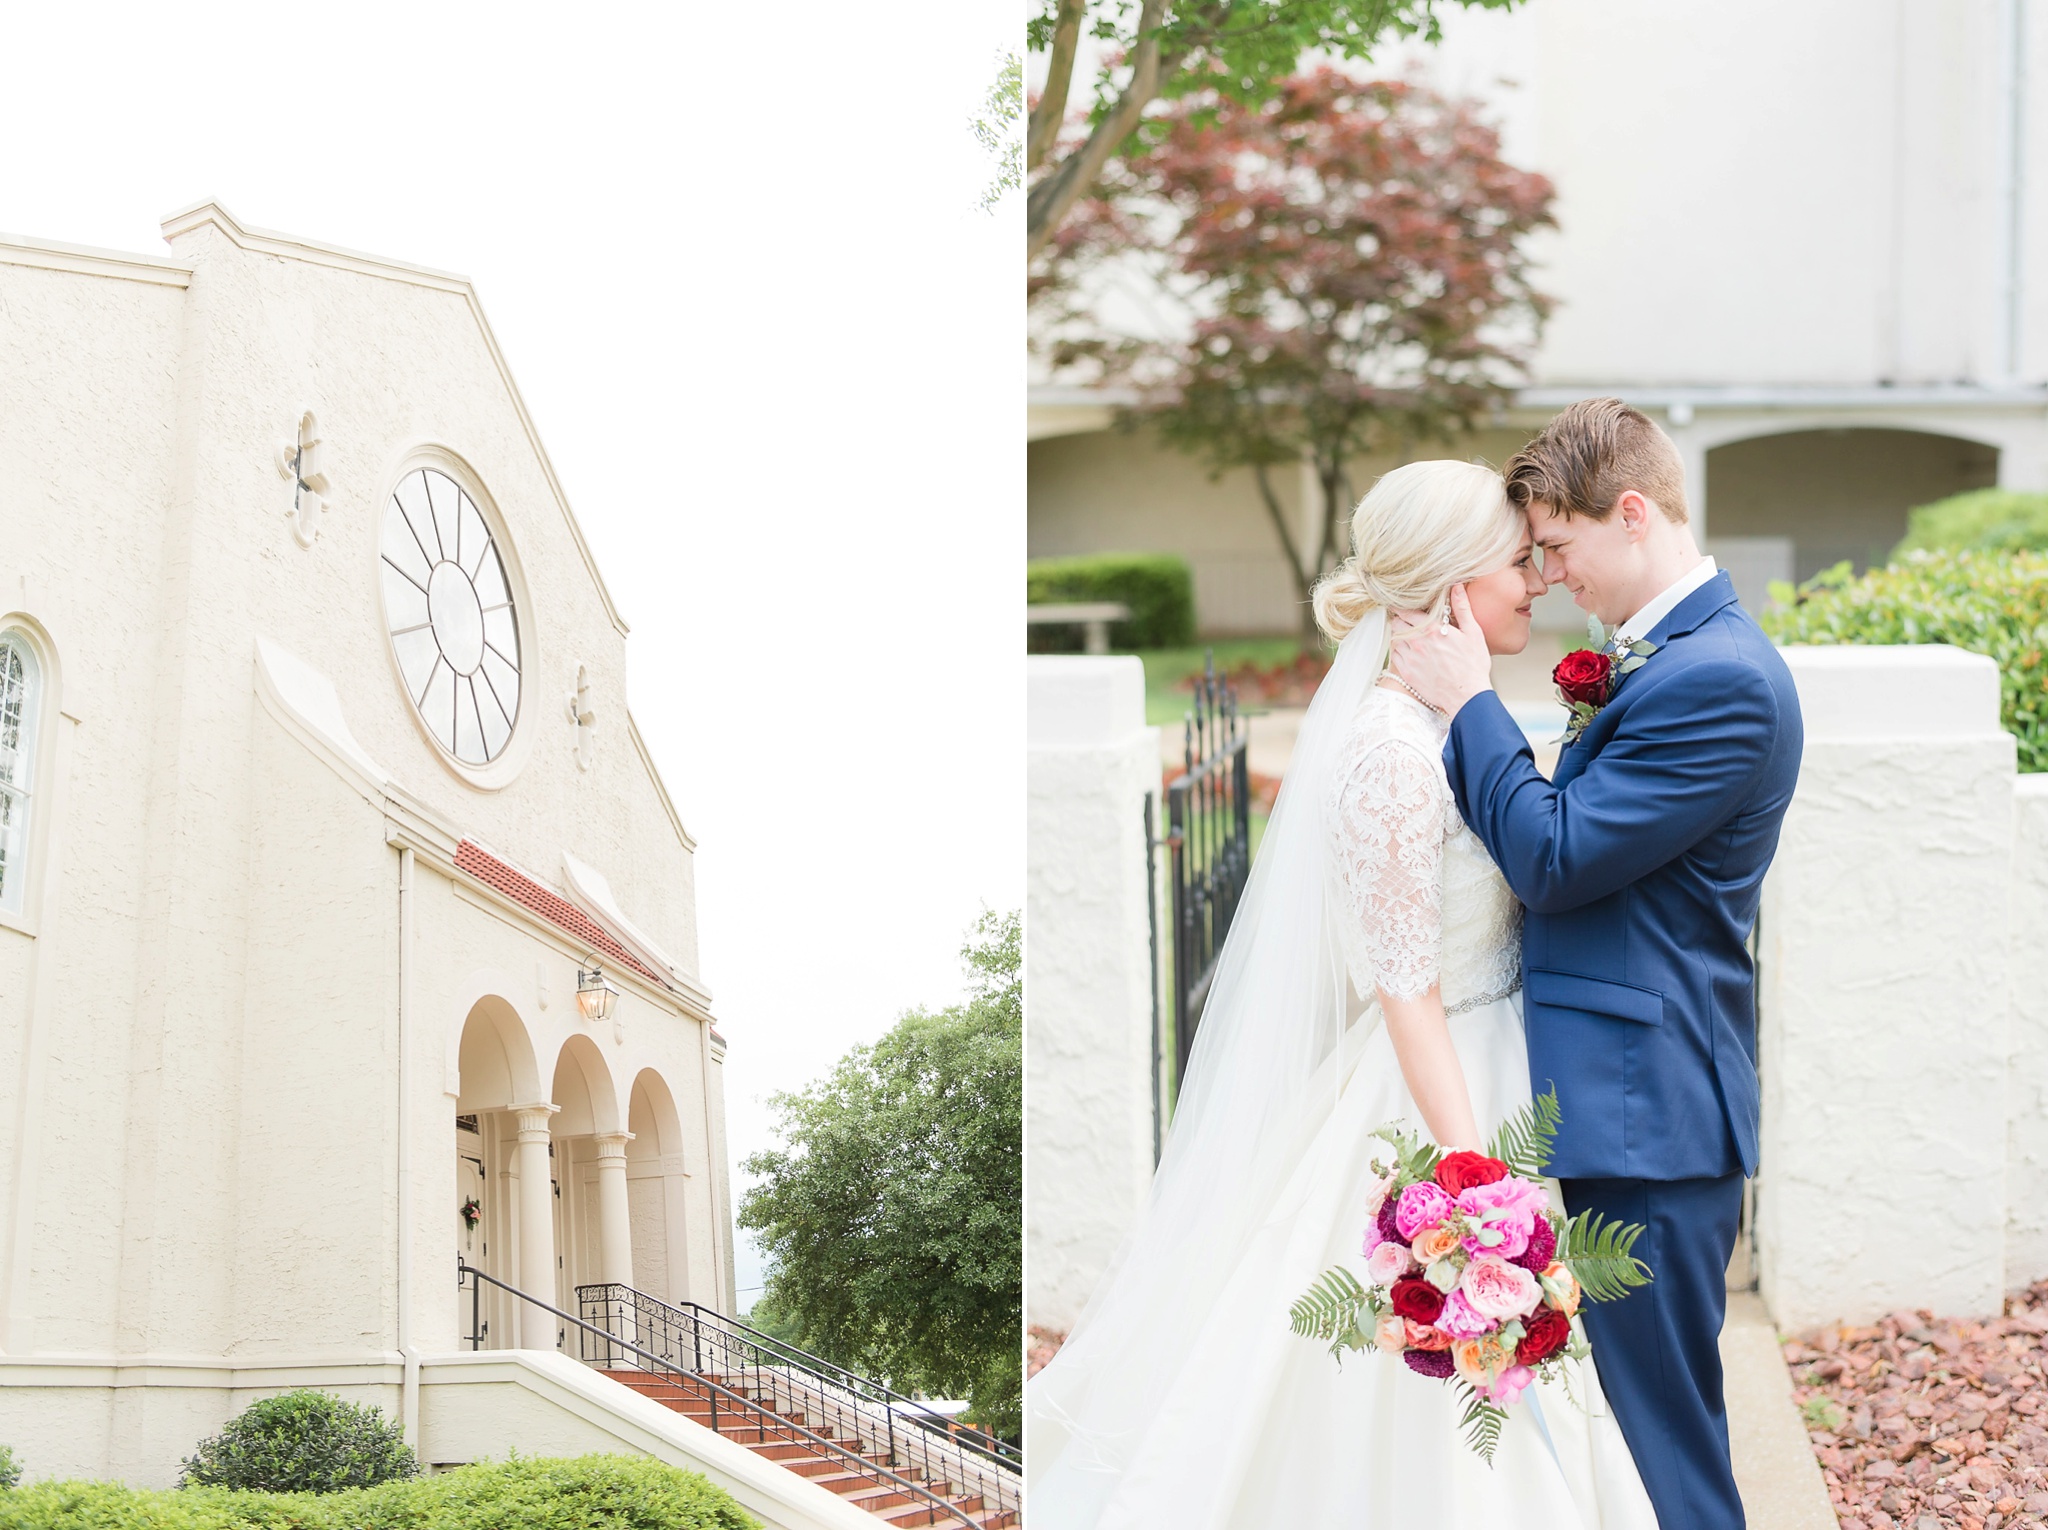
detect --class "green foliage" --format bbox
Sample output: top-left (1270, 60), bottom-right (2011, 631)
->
top-left (972, 51), bottom-right (1023, 212)
top-left (0, 1446), bottom-right (15, 1491)
top-left (1894, 488), bottom-right (2048, 557)
top-left (1368, 1120), bottom-right (1444, 1187)
top-left (178, 1391), bottom-right (415, 1493)
top-left (1287, 1266), bottom-right (1378, 1357)
top-left (1763, 550), bottom-right (2048, 773)
top-left (1801, 1395), bottom-right (1845, 1432)
top-left (739, 911), bottom-right (1021, 1439)
top-left (1558, 1211), bottom-right (1653, 1305)
top-left (1484, 1088), bottom-right (1561, 1180)
top-left (1456, 1382), bottom-right (1508, 1466)
top-left (0, 1456), bottom-right (758, 1530)
top-left (1027, 1), bottom-right (1524, 120)
top-left (1026, 553), bottom-right (1195, 649)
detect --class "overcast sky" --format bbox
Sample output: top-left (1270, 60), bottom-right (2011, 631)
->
top-left (1, 0), bottom-right (1021, 1304)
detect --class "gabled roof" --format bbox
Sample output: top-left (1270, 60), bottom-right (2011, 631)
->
top-left (455, 839), bottom-right (671, 992)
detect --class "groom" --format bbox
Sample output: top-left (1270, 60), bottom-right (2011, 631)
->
top-left (1393, 398), bottom-right (1803, 1529)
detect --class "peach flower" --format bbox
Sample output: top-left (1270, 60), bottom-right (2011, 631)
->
top-left (1539, 1262), bottom-right (1582, 1316)
top-left (1411, 1226), bottom-right (1462, 1264)
top-left (1374, 1314), bottom-right (1409, 1353)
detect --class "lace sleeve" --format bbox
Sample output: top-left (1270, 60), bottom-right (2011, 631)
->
top-left (1331, 737), bottom-right (1450, 999)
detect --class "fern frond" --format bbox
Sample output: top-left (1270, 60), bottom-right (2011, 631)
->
top-left (1559, 1210), bottom-right (1654, 1303)
top-left (1486, 1087), bottom-right (1561, 1178)
top-left (1289, 1266), bottom-right (1374, 1356)
top-left (1456, 1381), bottom-right (1507, 1466)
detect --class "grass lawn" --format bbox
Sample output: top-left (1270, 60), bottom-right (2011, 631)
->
top-left (1132, 638), bottom-right (1311, 726)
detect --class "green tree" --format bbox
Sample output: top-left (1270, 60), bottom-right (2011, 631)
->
top-left (1026, 0), bottom-right (1524, 257)
top-left (1039, 70), bottom-right (1554, 638)
top-left (973, 50), bottom-right (1024, 212)
top-left (739, 912), bottom-right (1021, 1438)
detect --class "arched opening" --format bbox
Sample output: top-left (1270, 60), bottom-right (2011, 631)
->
top-left (1707, 428), bottom-right (1999, 585)
top-left (453, 996), bottom-right (542, 1348)
top-left (628, 1069), bottom-right (692, 1306)
top-left (551, 1035), bottom-right (624, 1307)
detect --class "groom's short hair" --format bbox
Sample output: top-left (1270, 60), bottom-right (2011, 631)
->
top-left (1504, 398), bottom-right (1689, 523)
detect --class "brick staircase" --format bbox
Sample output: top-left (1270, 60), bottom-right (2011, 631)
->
top-left (602, 1369), bottom-right (1018, 1527)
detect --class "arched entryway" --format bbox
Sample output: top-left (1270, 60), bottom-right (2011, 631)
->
top-left (1707, 427), bottom-right (1999, 584)
top-left (628, 1069), bottom-right (691, 1305)
top-left (454, 996), bottom-right (547, 1347)
top-left (551, 1035), bottom-right (632, 1310)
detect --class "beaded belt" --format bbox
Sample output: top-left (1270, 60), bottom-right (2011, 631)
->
top-left (1446, 977), bottom-right (1523, 1016)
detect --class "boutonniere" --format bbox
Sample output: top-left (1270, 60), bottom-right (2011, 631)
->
top-left (1554, 617), bottom-right (1657, 746)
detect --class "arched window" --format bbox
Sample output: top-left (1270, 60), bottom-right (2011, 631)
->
top-left (0, 632), bottom-right (40, 916)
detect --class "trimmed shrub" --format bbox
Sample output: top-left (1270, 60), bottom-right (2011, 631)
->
top-left (0, 1455), bottom-right (759, 1529)
top-left (0, 1446), bottom-right (16, 1490)
top-left (1763, 549), bottom-right (2048, 771)
top-left (1894, 488), bottom-right (2048, 558)
top-left (1026, 553), bottom-right (1195, 650)
top-left (179, 1390), bottom-right (416, 1493)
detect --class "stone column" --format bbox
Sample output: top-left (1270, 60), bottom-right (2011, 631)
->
top-left (1759, 645), bottom-right (2014, 1329)
top-left (592, 1131), bottom-right (636, 1289)
top-left (511, 1103), bottom-right (561, 1346)
top-left (1026, 657), bottom-right (1162, 1334)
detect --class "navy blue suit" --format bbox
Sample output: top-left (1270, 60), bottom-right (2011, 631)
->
top-left (1443, 572), bottom-right (1802, 1529)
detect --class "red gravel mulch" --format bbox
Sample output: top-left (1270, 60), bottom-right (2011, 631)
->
top-left (1784, 1280), bottom-right (2048, 1529)
top-left (1028, 1326), bottom-right (1066, 1381)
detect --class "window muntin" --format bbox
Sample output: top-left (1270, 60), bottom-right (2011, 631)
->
top-left (379, 468), bottom-right (522, 765)
top-left (0, 633), bottom-right (40, 916)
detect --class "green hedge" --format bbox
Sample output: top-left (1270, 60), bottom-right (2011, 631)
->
top-left (181, 1390), bottom-right (415, 1492)
top-left (1026, 553), bottom-right (1195, 650)
top-left (1894, 488), bottom-right (2048, 558)
top-left (0, 1455), bottom-right (758, 1530)
top-left (1763, 549), bottom-right (2048, 771)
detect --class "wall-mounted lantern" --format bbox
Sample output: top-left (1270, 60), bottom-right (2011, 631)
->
top-left (576, 964), bottom-right (620, 1024)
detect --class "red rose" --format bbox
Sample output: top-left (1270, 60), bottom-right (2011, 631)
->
top-left (1389, 1277), bottom-right (1445, 1325)
top-left (1552, 649), bottom-right (1614, 707)
top-left (1517, 1307), bottom-right (1571, 1366)
top-left (1434, 1151), bottom-right (1511, 1195)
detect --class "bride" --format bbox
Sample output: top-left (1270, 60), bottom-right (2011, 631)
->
top-left (1026, 461), bottom-right (1658, 1528)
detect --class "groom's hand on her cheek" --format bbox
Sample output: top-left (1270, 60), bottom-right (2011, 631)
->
top-left (1390, 584), bottom-right (1492, 720)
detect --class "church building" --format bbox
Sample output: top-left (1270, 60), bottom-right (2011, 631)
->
top-left (0, 204), bottom-right (738, 1486)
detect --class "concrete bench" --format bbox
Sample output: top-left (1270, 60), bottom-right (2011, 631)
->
top-left (1026, 602), bottom-right (1131, 655)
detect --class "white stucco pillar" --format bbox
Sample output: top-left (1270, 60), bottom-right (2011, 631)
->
top-left (1026, 657), bottom-right (1161, 1333)
top-left (511, 1103), bottom-right (561, 1346)
top-left (1758, 645), bottom-right (2014, 1330)
top-left (592, 1131), bottom-right (635, 1289)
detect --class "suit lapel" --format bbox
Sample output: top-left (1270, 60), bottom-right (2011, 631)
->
top-left (1551, 572), bottom-right (1741, 782)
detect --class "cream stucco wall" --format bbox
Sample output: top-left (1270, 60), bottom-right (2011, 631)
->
top-left (0, 206), bottom-right (734, 1483)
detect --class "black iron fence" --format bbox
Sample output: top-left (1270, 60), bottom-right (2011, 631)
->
top-left (1158, 653), bottom-right (1253, 1102)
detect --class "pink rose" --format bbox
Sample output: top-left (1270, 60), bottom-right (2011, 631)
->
top-left (1433, 1289), bottom-right (1494, 1340)
top-left (1373, 1314), bottom-right (1409, 1354)
top-left (1395, 1182), bottom-right (1455, 1240)
top-left (1362, 1218), bottom-right (1384, 1258)
top-left (1479, 1364), bottom-right (1535, 1407)
top-left (1457, 1176), bottom-right (1551, 1260)
top-left (1364, 1169), bottom-right (1399, 1216)
top-left (1459, 1255), bottom-right (1544, 1322)
top-left (1365, 1239), bottom-right (1414, 1286)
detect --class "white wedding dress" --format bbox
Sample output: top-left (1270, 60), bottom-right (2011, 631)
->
top-left (1027, 615), bottom-right (1658, 1529)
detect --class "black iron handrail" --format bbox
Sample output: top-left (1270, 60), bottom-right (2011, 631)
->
top-left (576, 1282), bottom-right (1018, 1524)
top-left (581, 1283), bottom-right (1018, 1469)
top-left (456, 1259), bottom-right (987, 1529)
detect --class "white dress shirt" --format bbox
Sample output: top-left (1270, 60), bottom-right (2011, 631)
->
top-left (1615, 556), bottom-right (1719, 644)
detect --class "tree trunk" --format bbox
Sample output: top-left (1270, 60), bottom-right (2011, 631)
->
top-left (1027, 0), bottom-right (1086, 172)
top-left (1026, 0), bottom-right (1172, 260)
top-left (1252, 461), bottom-right (1324, 645)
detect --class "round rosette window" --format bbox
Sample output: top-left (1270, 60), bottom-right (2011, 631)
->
top-left (379, 467), bottom-right (522, 764)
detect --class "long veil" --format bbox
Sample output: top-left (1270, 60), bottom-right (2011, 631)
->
top-left (1027, 608), bottom-right (1394, 1524)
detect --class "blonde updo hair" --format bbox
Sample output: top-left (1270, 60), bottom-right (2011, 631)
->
top-left (1311, 460), bottom-right (1522, 644)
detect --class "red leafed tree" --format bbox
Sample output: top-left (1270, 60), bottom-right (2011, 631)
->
top-left (1038, 70), bottom-right (1556, 639)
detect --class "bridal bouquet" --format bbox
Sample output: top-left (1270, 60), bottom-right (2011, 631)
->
top-left (1288, 1091), bottom-right (1651, 1462)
